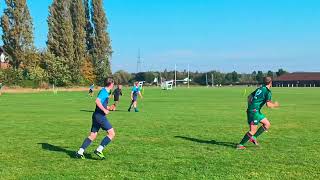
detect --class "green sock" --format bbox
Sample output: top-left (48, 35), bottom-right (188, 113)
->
top-left (254, 126), bottom-right (266, 138)
top-left (239, 133), bottom-right (251, 145)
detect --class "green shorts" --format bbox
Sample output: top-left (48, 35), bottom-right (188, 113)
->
top-left (247, 109), bottom-right (266, 125)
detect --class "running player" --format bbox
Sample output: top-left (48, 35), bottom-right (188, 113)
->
top-left (237, 77), bottom-right (280, 150)
top-left (128, 82), bottom-right (143, 112)
top-left (76, 78), bottom-right (115, 159)
top-left (88, 84), bottom-right (94, 97)
top-left (110, 85), bottom-right (123, 111)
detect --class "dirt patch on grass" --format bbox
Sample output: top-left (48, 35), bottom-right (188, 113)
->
top-left (1, 87), bottom-right (90, 93)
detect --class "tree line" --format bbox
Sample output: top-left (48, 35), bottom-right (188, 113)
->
top-left (0, 0), bottom-right (112, 87)
top-left (113, 68), bottom-right (288, 86)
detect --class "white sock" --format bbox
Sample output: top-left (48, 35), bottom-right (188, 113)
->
top-left (78, 148), bottom-right (84, 155)
top-left (96, 145), bottom-right (104, 153)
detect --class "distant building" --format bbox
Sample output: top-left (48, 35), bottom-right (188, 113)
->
top-left (274, 72), bottom-right (320, 87)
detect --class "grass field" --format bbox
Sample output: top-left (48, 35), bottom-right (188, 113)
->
top-left (0, 87), bottom-right (319, 179)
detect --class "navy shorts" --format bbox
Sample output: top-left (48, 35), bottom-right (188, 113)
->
top-left (114, 95), bottom-right (120, 102)
top-left (132, 96), bottom-right (138, 102)
top-left (91, 113), bottom-right (112, 132)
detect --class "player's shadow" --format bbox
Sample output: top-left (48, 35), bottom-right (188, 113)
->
top-left (174, 136), bottom-right (237, 148)
top-left (38, 143), bottom-right (96, 160)
top-left (80, 110), bottom-right (94, 113)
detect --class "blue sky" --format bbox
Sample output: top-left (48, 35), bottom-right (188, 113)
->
top-left (1, 0), bottom-right (320, 73)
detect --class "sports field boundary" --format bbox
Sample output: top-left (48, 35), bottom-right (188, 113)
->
top-left (1, 87), bottom-right (88, 94)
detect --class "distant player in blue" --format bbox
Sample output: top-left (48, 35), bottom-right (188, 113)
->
top-left (88, 84), bottom-right (94, 97)
top-left (76, 78), bottom-right (115, 159)
top-left (128, 82), bottom-right (143, 112)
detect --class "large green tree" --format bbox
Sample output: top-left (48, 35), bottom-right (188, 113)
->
top-left (91, 0), bottom-right (112, 84)
top-left (276, 68), bottom-right (288, 77)
top-left (1, 0), bottom-right (34, 69)
top-left (70, 0), bottom-right (86, 83)
top-left (256, 71), bottom-right (264, 84)
top-left (84, 0), bottom-right (94, 54)
top-left (47, 0), bottom-right (74, 85)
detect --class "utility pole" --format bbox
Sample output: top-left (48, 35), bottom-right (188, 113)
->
top-left (136, 48), bottom-right (141, 73)
top-left (188, 64), bottom-right (190, 88)
top-left (174, 64), bottom-right (177, 88)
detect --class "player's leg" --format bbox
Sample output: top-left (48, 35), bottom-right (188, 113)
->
top-left (237, 123), bottom-right (258, 149)
top-left (128, 100), bottom-right (134, 111)
top-left (247, 113), bottom-right (269, 145)
top-left (133, 100), bottom-right (139, 112)
top-left (113, 101), bottom-right (119, 111)
top-left (237, 112), bottom-right (259, 149)
top-left (253, 118), bottom-right (270, 138)
top-left (95, 128), bottom-right (115, 159)
top-left (131, 96), bottom-right (139, 112)
top-left (76, 114), bottom-right (100, 159)
top-left (76, 132), bottom-right (97, 159)
top-left (112, 98), bottom-right (119, 111)
top-left (94, 117), bottom-right (115, 159)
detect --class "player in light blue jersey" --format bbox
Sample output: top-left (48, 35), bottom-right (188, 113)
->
top-left (76, 78), bottom-right (115, 159)
top-left (128, 82), bottom-right (143, 112)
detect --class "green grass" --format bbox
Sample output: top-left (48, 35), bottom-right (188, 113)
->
top-left (0, 87), bottom-right (319, 179)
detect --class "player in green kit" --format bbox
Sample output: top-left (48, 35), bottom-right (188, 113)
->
top-left (237, 77), bottom-right (280, 150)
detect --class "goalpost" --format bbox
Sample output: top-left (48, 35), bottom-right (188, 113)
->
top-left (155, 63), bottom-right (193, 90)
top-left (173, 64), bottom-right (191, 89)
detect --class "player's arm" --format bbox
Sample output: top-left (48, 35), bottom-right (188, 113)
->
top-left (247, 94), bottom-right (253, 103)
top-left (130, 91), bottom-right (133, 100)
top-left (138, 91), bottom-right (143, 99)
top-left (265, 92), bottom-right (279, 108)
top-left (95, 98), bottom-right (109, 115)
top-left (266, 101), bottom-right (279, 108)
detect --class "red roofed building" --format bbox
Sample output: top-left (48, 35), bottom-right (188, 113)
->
top-left (274, 72), bottom-right (320, 87)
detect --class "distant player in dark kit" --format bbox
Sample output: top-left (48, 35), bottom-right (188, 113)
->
top-left (128, 82), bottom-right (143, 112)
top-left (110, 85), bottom-right (123, 111)
top-left (76, 78), bottom-right (115, 159)
top-left (88, 84), bottom-right (94, 97)
top-left (237, 77), bottom-right (280, 150)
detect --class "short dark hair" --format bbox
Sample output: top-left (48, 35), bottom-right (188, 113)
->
top-left (263, 76), bottom-right (272, 85)
top-left (104, 77), bottom-right (114, 87)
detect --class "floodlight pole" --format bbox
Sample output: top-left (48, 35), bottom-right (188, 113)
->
top-left (188, 64), bottom-right (190, 88)
top-left (206, 73), bottom-right (208, 87)
top-left (212, 73), bottom-right (214, 87)
top-left (159, 71), bottom-right (162, 86)
top-left (174, 64), bottom-right (177, 88)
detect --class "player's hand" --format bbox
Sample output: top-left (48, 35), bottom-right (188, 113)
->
top-left (104, 109), bottom-right (110, 115)
top-left (274, 101), bottom-right (280, 107)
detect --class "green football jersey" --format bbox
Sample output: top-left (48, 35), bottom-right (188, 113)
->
top-left (247, 85), bottom-right (272, 111)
